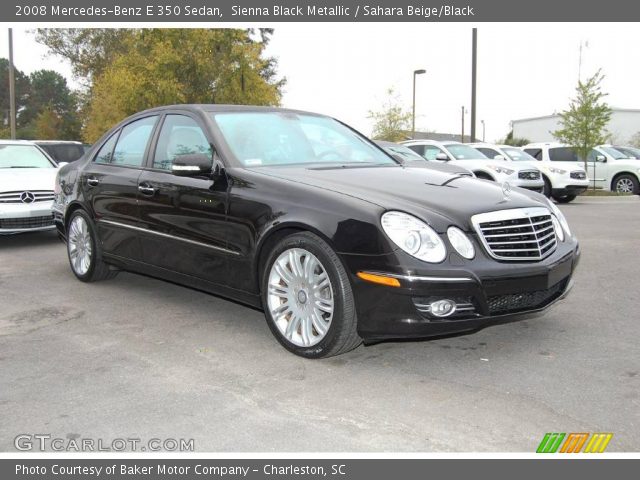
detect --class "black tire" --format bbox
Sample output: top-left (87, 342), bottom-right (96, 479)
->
top-left (66, 209), bottom-right (118, 282)
top-left (612, 174), bottom-right (640, 195)
top-left (542, 176), bottom-right (552, 198)
top-left (552, 194), bottom-right (577, 204)
top-left (261, 231), bottom-right (361, 358)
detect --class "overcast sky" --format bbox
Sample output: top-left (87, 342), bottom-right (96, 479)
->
top-left (1, 24), bottom-right (638, 142)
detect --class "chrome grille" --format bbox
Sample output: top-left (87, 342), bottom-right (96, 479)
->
top-left (0, 215), bottom-right (54, 229)
top-left (0, 190), bottom-right (55, 204)
top-left (518, 170), bottom-right (541, 180)
top-left (570, 171), bottom-right (586, 180)
top-left (472, 207), bottom-right (558, 261)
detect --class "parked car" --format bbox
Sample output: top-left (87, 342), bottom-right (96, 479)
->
top-left (524, 143), bottom-right (638, 197)
top-left (375, 140), bottom-right (474, 177)
top-left (402, 140), bottom-right (545, 193)
top-left (613, 145), bottom-right (640, 160)
top-left (0, 140), bottom-right (59, 234)
top-left (54, 105), bottom-right (579, 358)
top-left (34, 140), bottom-right (86, 165)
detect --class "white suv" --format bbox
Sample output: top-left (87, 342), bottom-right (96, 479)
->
top-left (402, 140), bottom-right (545, 193)
top-left (586, 145), bottom-right (640, 194)
top-left (522, 143), bottom-right (590, 203)
top-left (470, 143), bottom-right (545, 189)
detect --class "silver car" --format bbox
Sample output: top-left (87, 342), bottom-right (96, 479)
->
top-left (0, 140), bottom-right (59, 234)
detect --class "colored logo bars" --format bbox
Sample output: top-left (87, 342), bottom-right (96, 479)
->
top-left (536, 433), bottom-right (613, 453)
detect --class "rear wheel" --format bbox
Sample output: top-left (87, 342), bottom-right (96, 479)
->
top-left (613, 174), bottom-right (639, 194)
top-left (542, 176), bottom-right (552, 197)
top-left (262, 232), bottom-right (361, 358)
top-left (67, 210), bottom-right (118, 282)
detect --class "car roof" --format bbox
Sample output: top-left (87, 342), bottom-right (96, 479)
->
top-left (0, 139), bottom-right (38, 145)
top-left (523, 142), bottom-right (566, 148)
top-left (402, 139), bottom-right (462, 146)
top-left (375, 140), bottom-right (401, 147)
top-left (34, 140), bottom-right (83, 145)
top-left (131, 104), bottom-right (328, 118)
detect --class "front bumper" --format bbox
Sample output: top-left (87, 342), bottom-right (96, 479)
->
top-left (0, 201), bottom-right (55, 234)
top-left (552, 185), bottom-right (588, 197)
top-left (340, 240), bottom-right (580, 341)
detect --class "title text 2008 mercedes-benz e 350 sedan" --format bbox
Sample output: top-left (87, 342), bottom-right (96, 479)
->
top-left (53, 105), bottom-right (580, 358)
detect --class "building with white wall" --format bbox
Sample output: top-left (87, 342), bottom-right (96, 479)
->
top-left (512, 108), bottom-right (640, 144)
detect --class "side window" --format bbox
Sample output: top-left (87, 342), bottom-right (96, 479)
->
top-left (423, 146), bottom-right (445, 161)
top-left (549, 147), bottom-right (579, 162)
top-left (406, 145), bottom-right (424, 156)
top-left (477, 147), bottom-right (499, 159)
top-left (111, 116), bottom-right (158, 167)
top-left (94, 132), bottom-right (119, 164)
top-left (523, 148), bottom-right (542, 160)
top-left (586, 149), bottom-right (599, 162)
top-left (153, 115), bottom-right (212, 170)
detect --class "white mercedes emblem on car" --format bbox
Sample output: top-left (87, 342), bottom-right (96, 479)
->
top-left (20, 191), bottom-right (36, 204)
top-left (501, 182), bottom-right (512, 200)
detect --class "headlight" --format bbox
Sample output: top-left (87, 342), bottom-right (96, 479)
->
top-left (550, 215), bottom-right (565, 242)
top-left (447, 227), bottom-right (475, 259)
top-left (381, 211), bottom-right (446, 263)
top-left (549, 167), bottom-right (567, 175)
top-left (487, 164), bottom-right (515, 175)
top-left (545, 198), bottom-right (572, 238)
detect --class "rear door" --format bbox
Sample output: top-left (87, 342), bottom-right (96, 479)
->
top-left (136, 112), bottom-right (230, 283)
top-left (80, 115), bottom-right (159, 260)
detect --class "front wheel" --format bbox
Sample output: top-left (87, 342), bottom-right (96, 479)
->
top-left (67, 210), bottom-right (118, 282)
top-left (262, 232), bottom-right (361, 358)
top-left (613, 174), bottom-right (639, 194)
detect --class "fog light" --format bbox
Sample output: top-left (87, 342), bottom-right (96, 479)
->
top-left (430, 299), bottom-right (457, 317)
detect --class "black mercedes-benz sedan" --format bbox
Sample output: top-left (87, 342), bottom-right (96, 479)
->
top-left (53, 105), bottom-right (580, 358)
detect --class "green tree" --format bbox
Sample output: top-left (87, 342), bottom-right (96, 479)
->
top-left (20, 70), bottom-right (81, 139)
top-left (552, 70), bottom-right (612, 172)
top-left (502, 130), bottom-right (530, 147)
top-left (36, 28), bottom-right (285, 142)
top-left (368, 88), bottom-right (412, 142)
top-left (0, 58), bottom-right (31, 136)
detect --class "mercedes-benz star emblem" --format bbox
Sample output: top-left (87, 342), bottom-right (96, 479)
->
top-left (501, 182), bottom-right (512, 200)
top-left (20, 191), bottom-right (36, 204)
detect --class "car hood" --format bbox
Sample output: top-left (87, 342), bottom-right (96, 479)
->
top-left (0, 168), bottom-right (58, 192)
top-left (251, 165), bottom-right (547, 231)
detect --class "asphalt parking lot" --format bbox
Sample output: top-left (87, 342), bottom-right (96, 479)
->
top-left (1, 196), bottom-right (638, 452)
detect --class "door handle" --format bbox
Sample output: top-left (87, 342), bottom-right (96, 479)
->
top-left (138, 183), bottom-right (156, 196)
top-left (86, 176), bottom-right (100, 187)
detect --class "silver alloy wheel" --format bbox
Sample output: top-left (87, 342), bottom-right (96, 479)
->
top-left (68, 216), bottom-right (93, 276)
top-left (616, 177), bottom-right (634, 193)
top-left (267, 248), bottom-right (334, 347)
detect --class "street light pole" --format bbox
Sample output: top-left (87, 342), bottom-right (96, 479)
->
top-left (461, 106), bottom-right (465, 143)
top-left (8, 28), bottom-right (16, 140)
top-left (412, 69), bottom-right (426, 139)
top-left (481, 120), bottom-right (485, 142)
top-left (470, 28), bottom-right (477, 142)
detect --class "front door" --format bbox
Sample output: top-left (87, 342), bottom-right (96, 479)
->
top-left (136, 113), bottom-right (230, 284)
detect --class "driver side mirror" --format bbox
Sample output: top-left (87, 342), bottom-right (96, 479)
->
top-left (172, 153), bottom-right (213, 177)
top-left (595, 155), bottom-right (607, 163)
top-left (435, 152), bottom-right (449, 161)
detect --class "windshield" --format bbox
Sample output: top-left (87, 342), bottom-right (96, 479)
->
top-left (211, 112), bottom-right (397, 167)
top-left (599, 146), bottom-right (630, 160)
top-left (0, 145), bottom-right (54, 169)
top-left (617, 146), bottom-right (640, 159)
top-left (445, 144), bottom-right (487, 160)
top-left (384, 145), bottom-right (424, 161)
top-left (502, 147), bottom-right (537, 162)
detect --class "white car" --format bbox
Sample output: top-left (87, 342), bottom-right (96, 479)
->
top-left (0, 140), bottom-right (60, 234)
top-left (470, 143), bottom-right (545, 181)
top-left (402, 140), bottom-right (545, 193)
top-left (585, 145), bottom-right (640, 194)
